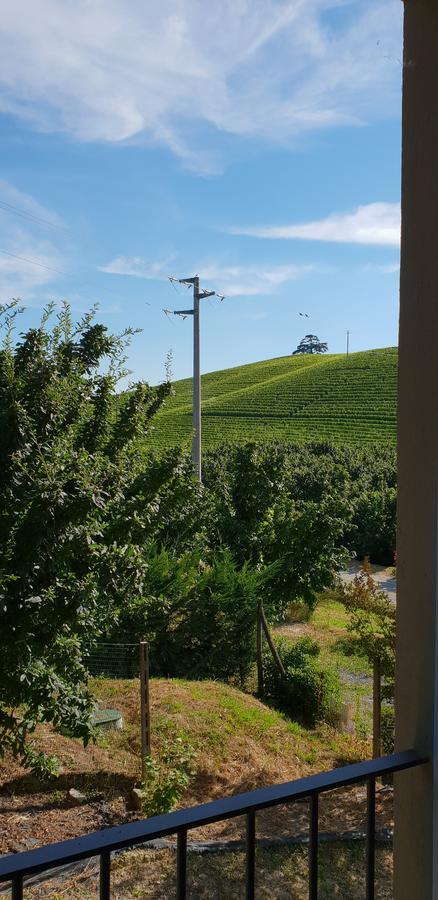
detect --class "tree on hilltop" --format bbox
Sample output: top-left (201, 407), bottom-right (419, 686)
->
top-left (293, 334), bottom-right (328, 355)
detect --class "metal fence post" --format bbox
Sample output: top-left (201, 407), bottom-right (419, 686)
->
top-left (139, 640), bottom-right (151, 780)
top-left (372, 658), bottom-right (381, 759)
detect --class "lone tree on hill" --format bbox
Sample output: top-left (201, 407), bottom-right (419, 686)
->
top-left (293, 334), bottom-right (328, 355)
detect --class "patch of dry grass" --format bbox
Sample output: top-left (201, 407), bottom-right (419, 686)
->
top-left (0, 677), bottom-right (377, 856)
top-left (28, 842), bottom-right (393, 899)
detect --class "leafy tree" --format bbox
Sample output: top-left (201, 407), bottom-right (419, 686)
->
top-left (292, 334), bottom-right (328, 355)
top-left (115, 546), bottom-right (261, 684)
top-left (0, 301), bottom-right (183, 772)
top-left (339, 561), bottom-right (396, 751)
top-left (349, 488), bottom-right (396, 565)
top-left (203, 442), bottom-right (397, 567)
top-left (339, 563), bottom-right (395, 686)
top-left (202, 443), bottom-right (349, 615)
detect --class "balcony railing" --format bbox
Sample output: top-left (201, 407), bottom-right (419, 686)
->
top-left (0, 749), bottom-right (426, 900)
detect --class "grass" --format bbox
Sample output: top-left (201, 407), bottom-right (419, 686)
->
top-left (147, 347), bottom-right (397, 450)
top-left (0, 678), bottom-right (371, 854)
top-left (29, 842), bottom-right (393, 898)
top-left (2, 662), bottom-right (389, 897)
top-left (277, 595), bottom-right (373, 739)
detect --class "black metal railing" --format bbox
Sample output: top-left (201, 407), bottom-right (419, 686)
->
top-left (0, 749), bottom-right (426, 900)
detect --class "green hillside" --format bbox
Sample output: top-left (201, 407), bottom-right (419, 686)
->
top-left (149, 347), bottom-right (397, 449)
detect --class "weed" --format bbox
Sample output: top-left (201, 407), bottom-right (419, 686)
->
top-left (141, 737), bottom-right (195, 817)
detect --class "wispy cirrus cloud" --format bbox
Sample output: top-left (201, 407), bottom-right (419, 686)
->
top-left (377, 262), bottom-right (399, 274)
top-left (0, 180), bottom-right (63, 299)
top-left (199, 262), bottom-right (314, 297)
top-left (98, 255), bottom-right (175, 279)
top-left (365, 261), bottom-right (400, 274)
top-left (228, 202), bottom-right (401, 247)
top-left (0, 1), bottom-right (402, 171)
top-left (98, 257), bottom-right (313, 296)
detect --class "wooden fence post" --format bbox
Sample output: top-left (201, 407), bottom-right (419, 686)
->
top-left (256, 602), bottom-right (264, 696)
top-left (139, 640), bottom-right (151, 781)
top-left (260, 604), bottom-right (286, 677)
top-left (372, 657), bottom-right (381, 758)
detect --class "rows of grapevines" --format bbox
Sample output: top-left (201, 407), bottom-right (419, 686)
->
top-left (147, 347), bottom-right (397, 450)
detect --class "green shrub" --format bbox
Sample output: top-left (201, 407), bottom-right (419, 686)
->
top-left (351, 488), bottom-right (396, 565)
top-left (262, 637), bottom-right (341, 727)
top-left (141, 737), bottom-right (194, 817)
top-left (115, 547), bottom-right (261, 684)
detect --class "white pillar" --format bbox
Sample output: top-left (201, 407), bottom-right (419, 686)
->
top-left (395, 2), bottom-right (438, 897)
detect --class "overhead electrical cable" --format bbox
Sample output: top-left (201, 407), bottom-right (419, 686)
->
top-left (0, 248), bottom-right (151, 305)
top-left (0, 198), bottom-right (68, 233)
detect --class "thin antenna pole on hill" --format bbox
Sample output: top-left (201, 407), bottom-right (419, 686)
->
top-left (166, 275), bottom-right (220, 482)
top-left (346, 330), bottom-right (350, 357)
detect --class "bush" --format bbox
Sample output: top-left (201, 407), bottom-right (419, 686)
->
top-left (262, 637), bottom-right (341, 727)
top-left (115, 547), bottom-right (261, 684)
top-left (351, 488), bottom-right (396, 565)
top-left (141, 737), bottom-right (194, 817)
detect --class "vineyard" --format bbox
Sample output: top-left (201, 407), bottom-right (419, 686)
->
top-left (149, 347), bottom-right (397, 449)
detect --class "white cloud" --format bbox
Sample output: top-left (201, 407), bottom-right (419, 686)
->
top-left (228, 202), bottom-right (401, 247)
top-left (376, 261), bottom-right (400, 274)
top-left (98, 255), bottom-right (174, 279)
top-left (0, 181), bottom-right (63, 300)
top-left (240, 311), bottom-right (268, 321)
top-left (0, 1), bottom-right (403, 170)
top-left (199, 262), bottom-right (313, 296)
top-left (0, 242), bottom-right (60, 300)
top-left (0, 179), bottom-right (63, 231)
top-left (98, 256), bottom-right (312, 295)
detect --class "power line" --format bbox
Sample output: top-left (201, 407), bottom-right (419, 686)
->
top-left (0, 196), bottom-right (155, 308)
top-left (0, 247), bottom-right (67, 276)
top-left (0, 198), bottom-right (68, 233)
top-left (0, 248), bottom-right (151, 306)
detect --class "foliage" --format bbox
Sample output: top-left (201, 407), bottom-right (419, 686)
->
top-left (148, 347), bottom-right (397, 450)
top-left (203, 441), bottom-right (395, 570)
top-left (0, 301), bottom-right (399, 774)
top-left (114, 547), bottom-right (261, 684)
top-left (350, 488), bottom-right (396, 565)
top-left (339, 562), bottom-right (396, 696)
top-left (292, 334), bottom-right (328, 355)
top-left (0, 301), bottom-right (182, 768)
top-left (262, 636), bottom-right (342, 727)
top-left (141, 737), bottom-right (195, 817)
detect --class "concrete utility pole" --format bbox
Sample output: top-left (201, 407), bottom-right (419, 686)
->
top-left (166, 275), bottom-right (222, 482)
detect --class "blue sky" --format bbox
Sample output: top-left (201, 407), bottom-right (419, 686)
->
top-left (0, 0), bottom-right (403, 384)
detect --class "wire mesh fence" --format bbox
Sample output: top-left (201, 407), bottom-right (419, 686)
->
top-left (83, 642), bottom-right (139, 679)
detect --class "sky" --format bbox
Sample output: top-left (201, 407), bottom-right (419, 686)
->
top-left (0, 0), bottom-right (403, 385)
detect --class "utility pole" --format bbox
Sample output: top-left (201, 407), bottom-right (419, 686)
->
top-left (192, 276), bottom-right (201, 482)
top-left (346, 330), bottom-right (350, 357)
top-left (165, 275), bottom-right (222, 482)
